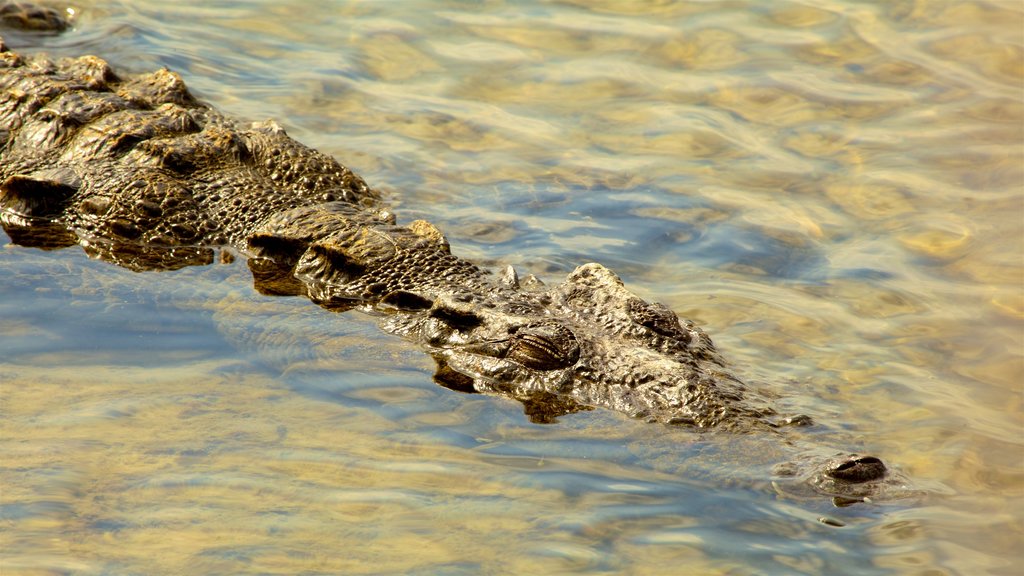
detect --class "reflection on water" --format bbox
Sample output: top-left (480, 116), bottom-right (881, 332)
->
top-left (2, 0), bottom-right (1022, 574)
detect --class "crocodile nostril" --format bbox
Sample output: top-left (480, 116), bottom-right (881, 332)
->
top-left (829, 455), bottom-right (887, 483)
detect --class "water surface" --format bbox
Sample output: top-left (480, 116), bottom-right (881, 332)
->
top-left (1, 1), bottom-right (1022, 574)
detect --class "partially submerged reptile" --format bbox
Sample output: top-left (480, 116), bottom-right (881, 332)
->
top-left (0, 2), bottom-right (910, 505)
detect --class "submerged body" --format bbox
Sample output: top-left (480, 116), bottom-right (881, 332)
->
top-left (0, 4), bottom-right (907, 504)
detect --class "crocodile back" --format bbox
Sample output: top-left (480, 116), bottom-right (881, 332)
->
top-left (1, 44), bottom-right (378, 252)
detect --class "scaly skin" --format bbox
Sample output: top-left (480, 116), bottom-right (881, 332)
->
top-left (0, 5), bottom-right (910, 504)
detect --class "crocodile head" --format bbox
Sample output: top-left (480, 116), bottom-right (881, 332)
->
top-left (380, 265), bottom-right (908, 503)
top-left (249, 208), bottom-right (903, 502)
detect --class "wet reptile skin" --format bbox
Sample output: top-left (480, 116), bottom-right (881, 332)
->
top-left (0, 3), bottom-right (910, 504)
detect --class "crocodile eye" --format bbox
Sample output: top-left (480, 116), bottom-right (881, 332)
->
top-left (626, 298), bottom-right (690, 343)
top-left (507, 324), bottom-right (580, 370)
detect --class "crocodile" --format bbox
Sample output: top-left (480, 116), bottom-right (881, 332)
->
top-left (0, 3), bottom-right (909, 505)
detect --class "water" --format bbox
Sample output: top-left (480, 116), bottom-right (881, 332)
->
top-left (1, 0), bottom-right (1021, 574)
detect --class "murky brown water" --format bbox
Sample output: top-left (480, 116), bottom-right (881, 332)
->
top-left (1, 1), bottom-right (1022, 574)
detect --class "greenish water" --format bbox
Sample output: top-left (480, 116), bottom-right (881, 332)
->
top-left (1, 1), bottom-right (1022, 574)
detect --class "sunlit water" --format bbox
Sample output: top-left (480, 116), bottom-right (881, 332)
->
top-left (1, 1), bottom-right (1021, 574)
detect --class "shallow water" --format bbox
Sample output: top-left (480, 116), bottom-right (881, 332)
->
top-left (1, 0), bottom-right (1022, 574)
